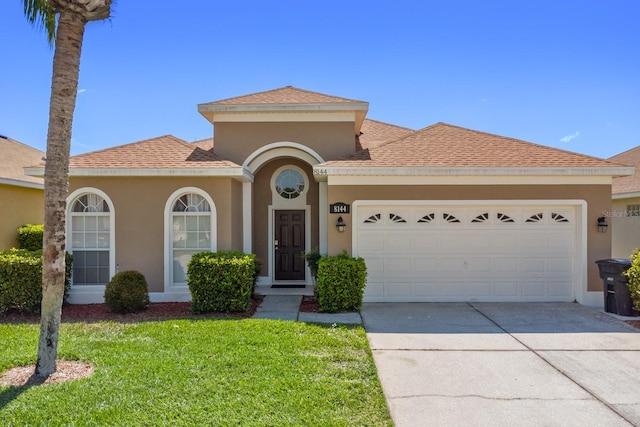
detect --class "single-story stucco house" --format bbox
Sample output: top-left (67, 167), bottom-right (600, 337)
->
top-left (0, 136), bottom-right (44, 250)
top-left (609, 145), bottom-right (640, 258)
top-left (26, 86), bottom-right (634, 306)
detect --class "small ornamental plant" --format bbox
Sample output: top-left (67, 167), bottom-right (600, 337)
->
top-left (302, 248), bottom-right (322, 277)
top-left (104, 270), bottom-right (150, 314)
top-left (624, 249), bottom-right (640, 311)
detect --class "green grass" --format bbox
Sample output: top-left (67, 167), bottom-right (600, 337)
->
top-left (0, 319), bottom-right (392, 426)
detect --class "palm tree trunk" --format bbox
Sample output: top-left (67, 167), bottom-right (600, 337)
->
top-left (35, 10), bottom-right (86, 377)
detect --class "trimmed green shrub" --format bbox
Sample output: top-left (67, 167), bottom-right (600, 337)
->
top-left (17, 224), bottom-right (44, 251)
top-left (187, 251), bottom-right (256, 313)
top-left (104, 270), bottom-right (150, 314)
top-left (315, 250), bottom-right (367, 313)
top-left (624, 249), bottom-right (640, 311)
top-left (0, 249), bottom-right (72, 314)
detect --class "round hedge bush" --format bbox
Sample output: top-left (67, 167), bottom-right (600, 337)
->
top-left (104, 270), bottom-right (150, 313)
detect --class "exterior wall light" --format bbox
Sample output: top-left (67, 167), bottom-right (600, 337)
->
top-left (597, 216), bottom-right (608, 233)
top-left (336, 216), bottom-right (346, 233)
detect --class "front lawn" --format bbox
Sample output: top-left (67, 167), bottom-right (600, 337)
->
top-left (0, 319), bottom-right (391, 426)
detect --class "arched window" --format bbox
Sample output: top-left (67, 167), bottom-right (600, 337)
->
top-left (68, 190), bottom-right (114, 286)
top-left (166, 189), bottom-right (216, 287)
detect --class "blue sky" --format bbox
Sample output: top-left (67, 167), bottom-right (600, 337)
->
top-left (1, 1), bottom-right (639, 158)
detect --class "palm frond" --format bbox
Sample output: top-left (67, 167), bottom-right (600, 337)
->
top-left (23, 0), bottom-right (57, 45)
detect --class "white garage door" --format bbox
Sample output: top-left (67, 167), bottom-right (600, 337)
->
top-left (356, 203), bottom-right (579, 302)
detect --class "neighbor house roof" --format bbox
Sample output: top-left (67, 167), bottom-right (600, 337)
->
top-left (25, 135), bottom-right (249, 180)
top-left (0, 136), bottom-right (44, 188)
top-left (317, 122), bottom-right (633, 176)
top-left (609, 145), bottom-right (640, 197)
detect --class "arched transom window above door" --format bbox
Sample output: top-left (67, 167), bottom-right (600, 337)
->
top-left (270, 165), bottom-right (309, 208)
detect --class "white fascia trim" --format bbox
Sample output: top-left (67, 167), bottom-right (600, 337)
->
top-left (314, 166), bottom-right (634, 177)
top-left (613, 192), bottom-right (640, 200)
top-left (0, 177), bottom-right (44, 189)
top-left (59, 167), bottom-right (252, 181)
top-left (205, 111), bottom-right (358, 123)
top-left (327, 175), bottom-right (612, 186)
top-left (198, 102), bottom-right (369, 114)
top-left (243, 142), bottom-right (325, 172)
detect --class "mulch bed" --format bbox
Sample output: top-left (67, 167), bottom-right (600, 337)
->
top-left (298, 295), bottom-right (321, 313)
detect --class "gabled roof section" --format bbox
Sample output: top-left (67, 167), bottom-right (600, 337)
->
top-left (357, 119), bottom-right (415, 151)
top-left (198, 86), bottom-right (369, 133)
top-left (0, 136), bottom-right (44, 188)
top-left (317, 122), bottom-right (634, 177)
top-left (609, 145), bottom-right (640, 196)
top-left (25, 135), bottom-right (248, 180)
top-left (202, 86), bottom-right (366, 106)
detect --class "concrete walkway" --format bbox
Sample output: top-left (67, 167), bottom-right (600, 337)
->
top-left (361, 302), bottom-right (640, 427)
top-left (252, 294), bottom-right (362, 324)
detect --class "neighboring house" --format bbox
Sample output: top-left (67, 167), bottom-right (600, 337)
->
top-left (0, 136), bottom-right (44, 250)
top-left (609, 146), bottom-right (640, 258)
top-left (26, 86), bottom-right (633, 306)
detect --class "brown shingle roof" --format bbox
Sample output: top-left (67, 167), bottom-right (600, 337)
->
top-left (357, 119), bottom-right (415, 150)
top-left (191, 137), bottom-right (214, 150)
top-left (0, 136), bottom-right (44, 186)
top-left (610, 145), bottom-right (640, 195)
top-left (68, 135), bottom-right (239, 169)
top-left (322, 122), bottom-right (623, 169)
top-left (201, 86), bottom-right (366, 106)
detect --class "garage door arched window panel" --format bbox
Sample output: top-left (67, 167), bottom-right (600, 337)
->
top-left (472, 213), bottom-right (490, 223)
top-left (418, 213), bottom-right (436, 223)
top-left (364, 213), bottom-right (382, 224)
top-left (497, 213), bottom-right (516, 223)
top-left (69, 191), bottom-right (113, 286)
top-left (551, 212), bottom-right (570, 223)
top-left (167, 190), bottom-right (216, 287)
top-left (389, 213), bottom-right (407, 223)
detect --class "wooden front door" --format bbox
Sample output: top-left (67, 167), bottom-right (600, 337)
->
top-left (275, 210), bottom-right (305, 281)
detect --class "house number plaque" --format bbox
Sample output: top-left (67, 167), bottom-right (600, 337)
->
top-left (330, 203), bottom-right (350, 214)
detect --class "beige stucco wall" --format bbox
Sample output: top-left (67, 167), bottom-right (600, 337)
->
top-left (326, 184), bottom-right (612, 293)
top-left (213, 122), bottom-right (356, 164)
top-left (69, 177), bottom-right (243, 293)
top-left (611, 197), bottom-right (640, 258)
top-left (0, 184), bottom-right (44, 250)
top-left (252, 158), bottom-right (319, 276)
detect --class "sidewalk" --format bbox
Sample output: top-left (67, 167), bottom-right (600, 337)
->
top-left (252, 294), bottom-right (362, 324)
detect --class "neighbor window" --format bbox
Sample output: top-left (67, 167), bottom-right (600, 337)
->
top-left (69, 192), bottom-right (112, 286)
top-left (628, 204), bottom-right (640, 217)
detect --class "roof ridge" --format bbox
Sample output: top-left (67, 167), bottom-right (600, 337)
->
top-left (203, 85), bottom-right (367, 105)
top-left (363, 118), bottom-right (415, 132)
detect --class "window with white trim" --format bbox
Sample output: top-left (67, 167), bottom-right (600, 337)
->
top-left (170, 193), bottom-right (212, 285)
top-left (69, 193), bottom-right (111, 286)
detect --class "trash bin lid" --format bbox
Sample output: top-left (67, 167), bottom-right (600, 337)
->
top-left (596, 258), bottom-right (632, 265)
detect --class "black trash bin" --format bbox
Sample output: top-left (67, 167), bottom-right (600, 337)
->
top-left (595, 259), bottom-right (638, 317)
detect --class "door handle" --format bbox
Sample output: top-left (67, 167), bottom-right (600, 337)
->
top-left (274, 240), bottom-right (279, 250)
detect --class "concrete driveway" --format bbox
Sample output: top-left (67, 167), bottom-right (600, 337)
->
top-left (361, 303), bottom-right (640, 427)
